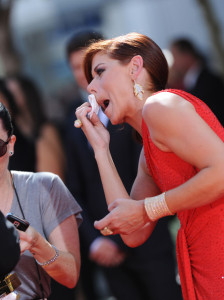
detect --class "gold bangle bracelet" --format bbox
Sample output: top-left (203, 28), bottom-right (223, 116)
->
top-left (144, 192), bottom-right (174, 221)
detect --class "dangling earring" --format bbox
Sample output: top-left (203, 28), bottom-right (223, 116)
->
top-left (9, 151), bottom-right (14, 156)
top-left (133, 80), bottom-right (144, 101)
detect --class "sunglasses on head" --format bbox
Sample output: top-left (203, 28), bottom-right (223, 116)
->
top-left (0, 137), bottom-right (11, 157)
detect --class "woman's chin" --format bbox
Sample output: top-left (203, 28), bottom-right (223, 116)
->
top-left (110, 116), bottom-right (122, 125)
top-left (111, 120), bottom-right (118, 125)
top-left (106, 109), bottom-right (122, 125)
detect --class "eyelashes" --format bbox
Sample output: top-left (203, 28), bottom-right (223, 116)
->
top-left (96, 68), bottom-right (104, 76)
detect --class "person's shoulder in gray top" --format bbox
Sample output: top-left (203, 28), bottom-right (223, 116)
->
top-left (12, 170), bottom-right (82, 230)
top-left (10, 171), bottom-right (82, 300)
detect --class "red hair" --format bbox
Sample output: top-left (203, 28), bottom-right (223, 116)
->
top-left (84, 32), bottom-right (168, 92)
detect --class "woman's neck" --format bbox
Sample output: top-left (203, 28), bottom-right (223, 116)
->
top-left (125, 107), bottom-right (143, 136)
top-left (0, 170), bottom-right (14, 215)
top-left (125, 91), bottom-right (153, 136)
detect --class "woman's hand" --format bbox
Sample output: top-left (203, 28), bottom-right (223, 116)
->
top-left (75, 102), bottom-right (110, 154)
top-left (18, 226), bottom-right (40, 255)
top-left (94, 198), bottom-right (149, 236)
top-left (89, 237), bottom-right (126, 267)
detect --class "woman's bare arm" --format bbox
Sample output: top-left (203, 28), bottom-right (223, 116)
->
top-left (143, 92), bottom-right (224, 213)
top-left (19, 215), bottom-right (80, 288)
top-left (94, 148), bottom-right (161, 247)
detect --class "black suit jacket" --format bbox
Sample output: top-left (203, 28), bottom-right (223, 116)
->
top-left (187, 66), bottom-right (224, 126)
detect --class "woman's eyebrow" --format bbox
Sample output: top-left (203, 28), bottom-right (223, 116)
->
top-left (93, 63), bottom-right (105, 73)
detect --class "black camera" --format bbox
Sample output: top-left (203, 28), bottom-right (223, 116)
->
top-left (6, 213), bottom-right (30, 232)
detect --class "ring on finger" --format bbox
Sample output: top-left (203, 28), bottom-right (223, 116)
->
top-left (100, 226), bottom-right (113, 236)
top-left (74, 119), bottom-right (83, 128)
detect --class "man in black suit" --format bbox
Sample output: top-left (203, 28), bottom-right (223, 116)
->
top-left (169, 38), bottom-right (224, 126)
top-left (53, 29), bottom-right (182, 300)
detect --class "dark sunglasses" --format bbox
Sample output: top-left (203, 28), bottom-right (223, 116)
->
top-left (0, 137), bottom-right (11, 157)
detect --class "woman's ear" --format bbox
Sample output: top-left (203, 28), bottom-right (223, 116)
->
top-left (129, 55), bottom-right (144, 79)
top-left (8, 135), bottom-right (16, 154)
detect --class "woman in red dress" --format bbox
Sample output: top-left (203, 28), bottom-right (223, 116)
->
top-left (75, 32), bottom-right (224, 300)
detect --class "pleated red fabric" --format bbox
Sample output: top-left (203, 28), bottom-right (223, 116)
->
top-left (142, 89), bottom-right (224, 300)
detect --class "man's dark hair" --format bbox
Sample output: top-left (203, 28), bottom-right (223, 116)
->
top-left (171, 38), bottom-right (205, 63)
top-left (66, 28), bottom-right (104, 60)
top-left (0, 78), bottom-right (18, 118)
top-left (0, 102), bottom-right (14, 137)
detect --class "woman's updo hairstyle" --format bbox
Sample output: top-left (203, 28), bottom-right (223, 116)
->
top-left (84, 32), bottom-right (168, 92)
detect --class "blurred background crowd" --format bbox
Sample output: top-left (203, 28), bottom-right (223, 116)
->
top-left (1, 0), bottom-right (223, 121)
top-left (0, 0), bottom-right (224, 299)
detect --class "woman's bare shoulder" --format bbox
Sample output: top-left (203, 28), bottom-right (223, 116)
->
top-left (143, 91), bottom-right (195, 120)
top-left (146, 91), bottom-right (193, 107)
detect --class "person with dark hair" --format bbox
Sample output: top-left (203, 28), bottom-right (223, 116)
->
top-left (66, 29), bottom-right (103, 54)
top-left (63, 29), bottom-right (182, 300)
top-left (75, 32), bottom-right (224, 300)
top-left (169, 38), bottom-right (224, 125)
top-left (3, 75), bottom-right (66, 180)
top-left (0, 78), bottom-right (37, 173)
top-left (0, 100), bottom-right (20, 299)
top-left (0, 101), bottom-right (82, 299)
top-left (65, 29), bottom-right (104, 106)
top-left (66, 30), bottom-right (103, 83)
top-left (0, 79), bottom-right (19, 118)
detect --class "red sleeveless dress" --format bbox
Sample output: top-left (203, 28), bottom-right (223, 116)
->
top-left (142, 89), bottom-right (224, 300)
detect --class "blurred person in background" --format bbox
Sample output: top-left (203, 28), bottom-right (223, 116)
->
top-left (168, 38), bottom-right (224, 126)
top-left (4, 75), bottom-right (66, 180)
top-left (58, 28), bottom-right (182, 300)
top-left (0, 101), bottom-right (82, 299)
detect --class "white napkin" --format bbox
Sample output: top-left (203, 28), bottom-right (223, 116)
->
top-left (88, 94), bottom-right (100, 119)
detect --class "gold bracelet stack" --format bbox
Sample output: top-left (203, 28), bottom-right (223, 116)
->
top-left (144, 192), bottom-right (174, 221)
